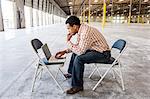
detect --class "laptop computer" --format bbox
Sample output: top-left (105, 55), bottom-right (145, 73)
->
top-left (41, 43), bottom-right (65, 63)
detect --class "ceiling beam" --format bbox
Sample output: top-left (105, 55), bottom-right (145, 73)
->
top-left (76, 0), bottom-right (87, 15)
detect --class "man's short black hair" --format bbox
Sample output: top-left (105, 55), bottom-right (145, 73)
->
top-left (65, 16), bottom-right (80, 27)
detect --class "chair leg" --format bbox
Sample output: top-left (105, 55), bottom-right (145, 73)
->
top-left (31, 64), bottom-right (40, 92)
top-left (55, 66), bottom-right (66, 80)
top-left (55, 68), bottom-right (59, 79)
top-left (89, 64), bottom-right (101, 79)
top-left (35, 67), bottom-right (42, 79)
top-left (92, 64), bottom-right (113, 91)
top-left (95, 65), bottom-right (102, 78)
top-left (44, 65), bottom-right (65, 93)
top-left (53, 64), bottom-right (66, 80)
top-left (112, 69), bottom-right (116, 79)
top-left (58, 66), bottom-right (67, 80)
top-left (119, 62), bottom-right (125, 91)
top-left (89, 67), bottom-right (97, 79)
top-left (39, 68), bottom-right (43, 80)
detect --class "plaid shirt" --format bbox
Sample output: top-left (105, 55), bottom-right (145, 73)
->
top-left (67, 23), bottom-right (110, 55)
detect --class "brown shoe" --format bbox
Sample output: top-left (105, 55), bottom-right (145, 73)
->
top-left (66, 87), bottom-right (83, 94)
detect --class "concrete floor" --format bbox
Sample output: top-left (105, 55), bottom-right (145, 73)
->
top-left (0, 23), bottom-right (150, 99)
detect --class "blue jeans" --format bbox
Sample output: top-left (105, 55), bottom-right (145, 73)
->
top-left (67, 50), bottom-right (111, 88)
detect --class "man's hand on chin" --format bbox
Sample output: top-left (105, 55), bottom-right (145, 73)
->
top-left (67, 33), bottom-right (74, 41)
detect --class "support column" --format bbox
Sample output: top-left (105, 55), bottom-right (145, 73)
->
top-left (59, 11), bottom-right (61, 23)
top-left (102, 0), bottom-right (106, 28)
top-left (80, 6), bottom-right (83, 23)
top-left (52, 4), bottom-right (54, 24)
top-left (45, 0), bottom-right (47, 25)
top-left (41, 0), bottom-right (44, 25)
top-left (111, 0), bottom-right (113, 23)
top-left (49, 3), bottom-right (52, 24)
top-left (0, 0), bottom-right (4, 31)
top-left (37, 0), bottom-right (40, 26)
top-left (88, 0), bottom-right (91, 24)
top-left (137, 0), bottom-right (141, 23)
top-left (16, 0), bottom-right (25, 28)
top-left (128, 0), bottom-right (132, 24)
top-left (30, 6), bottom-right (33, 27)
top-left (83, 3), bottom-right (85, 23)
top-left (47, 0), bottom-right (50, 25)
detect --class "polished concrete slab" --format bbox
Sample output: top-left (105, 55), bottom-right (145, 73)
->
top-left (0, 23), bottom-right (150, 99)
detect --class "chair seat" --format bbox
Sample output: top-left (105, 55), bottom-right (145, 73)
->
top-left (42, 58), bottom-right (64, 65)
top-left (106, 57), bottom-right (115, 64)
top-left (99, 57), bottom-right (118, 65)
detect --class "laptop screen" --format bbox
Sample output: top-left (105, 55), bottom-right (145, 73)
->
top-left (42, 43), bottom-right (52, 60)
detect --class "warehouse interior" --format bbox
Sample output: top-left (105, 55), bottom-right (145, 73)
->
top-left (0, 0), bottom-right (150, 99)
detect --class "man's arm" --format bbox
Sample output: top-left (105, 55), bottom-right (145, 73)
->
top-left (67, 30), bottom-right (91, 55)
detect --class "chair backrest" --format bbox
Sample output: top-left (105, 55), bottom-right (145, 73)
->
top-left (31, 39), bottom-right (43, 53)
top-left (112, 39), bottom-right (126, 53)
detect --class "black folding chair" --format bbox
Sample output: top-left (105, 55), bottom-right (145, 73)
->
top-left (89, 39), bottom-right (127, 91)
top-left (31, 38), bottom-right (66, 93)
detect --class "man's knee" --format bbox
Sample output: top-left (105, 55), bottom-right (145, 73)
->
top-left (74, 55), bottom-right (83, 64)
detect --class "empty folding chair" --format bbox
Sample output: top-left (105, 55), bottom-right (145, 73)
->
top-left (89, 39), bottom-right (127, 91)
top-left (31, 38), bottom-right (66, 93)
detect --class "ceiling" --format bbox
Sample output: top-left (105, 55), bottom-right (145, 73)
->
top-left (54, 0), bottom-right (150, 16)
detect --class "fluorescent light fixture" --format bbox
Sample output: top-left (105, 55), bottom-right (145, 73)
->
top-left (124, 10), bottom-right (127, 12)
top-left (108, 4), bottom-right (112, 7)
top-left (119, 0), bottom-right (124, 1)
top-left (94, 0), bottom-right (98, 3)
top-left (96, 16), bottom-right (99, 18)
top-left (69, 2), bottom-right (72, 5)
top-left (132, 8), bottom-right (136, 11)
top-left (144, 0), bottom-right (148, 2)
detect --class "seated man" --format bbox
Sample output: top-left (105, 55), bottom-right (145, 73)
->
top-left (55, 16), bottom-right (111, 94)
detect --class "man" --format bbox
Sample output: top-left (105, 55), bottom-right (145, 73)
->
top-left (55, 16), bottom-right (111, 94)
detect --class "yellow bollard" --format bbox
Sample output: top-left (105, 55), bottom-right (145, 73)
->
top-left (128, 16), bottom-right (131, 25)
top-left (137, 15), bottom-right (140, 23)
